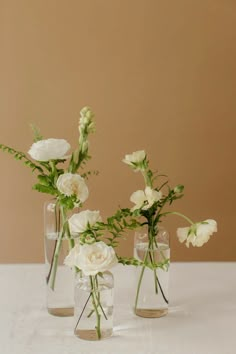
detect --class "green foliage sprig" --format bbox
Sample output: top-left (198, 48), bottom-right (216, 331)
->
top-left (78, 208), bottom-right (141, 248)
top-left (0, 144), bottom-right (44, 173)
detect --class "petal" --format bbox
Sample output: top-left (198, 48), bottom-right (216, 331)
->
top-left (177, 227), bottom-right (189, 243)
top-left (130, 190), bottom-right (146, 206)
top-left (204, 219), bottom-right (217, 232)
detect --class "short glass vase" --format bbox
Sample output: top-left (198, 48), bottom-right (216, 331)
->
top-left (74, 271), bottom-right (114, 341)
top-left (134, 226), bottom-right (170, 318)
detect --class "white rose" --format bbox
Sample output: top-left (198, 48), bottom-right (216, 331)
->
top-left (122, 150), bottom-right (146, 171)
top-left (177, 219), bottom-right (217, 247)
top-left (130, 186), bottom-right (162, 211)
top-left (28, 138), bottom-right (70, 162)
top-left (75, 241), bottom-right (117, 276)
top-left (69, 210), bottom-right (102, 234)
top-left (56, 173), bottom-right (89, 203)
top-left (64, 244), bottom-right (80, 267)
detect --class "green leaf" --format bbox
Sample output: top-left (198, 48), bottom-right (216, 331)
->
top-left (37, 175), bottom-right (51, 185)
top-left (33, 184), bottom-right (57, 195)
top-left (30, 124), bottom-right (43, 142)
top-left (0, 143), bottom-right (44, 173)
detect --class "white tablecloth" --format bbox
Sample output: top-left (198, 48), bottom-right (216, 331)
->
top-left (0, 263), bottom-right (235, 354)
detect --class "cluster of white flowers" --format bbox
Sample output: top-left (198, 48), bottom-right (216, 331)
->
top-left (78, 107), bottom-right (95, 154)
top-left (79, 106), bottom-right (96, 135)
top-left (123, 150), bottom-right (218, 248)
top-left (64, 209), bottom-right (117, 275)
top-left (27, 119), bottom-right (93, 207)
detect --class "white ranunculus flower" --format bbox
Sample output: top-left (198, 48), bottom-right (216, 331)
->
top-left (28, 138), bottom-right (71, 162)
top-left (64, 244), bottom-right (80, 267)
top-left (69, 210), bottom-right (102, 234)
top-left (56, 173), bottom-right (89, 202)
top-left (75, 241), bottom-right (118, 276)
top-left (122, 150), bottom-right (146, 171)
top-left (177, 219), bottom-right (217, 247)
top-left (130, 186), bottom-right (162, 211)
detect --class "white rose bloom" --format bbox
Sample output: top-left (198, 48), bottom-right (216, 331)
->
top-left (177, 219), bottom-right (217, 247)
top-left (123, 150), bottom-right (146, 171)
top-left (28, 138), bottom-right (71, 162)
top-left (75, 241), bottom-right (118, 276)
top-left (69, 210), bottom-right (102, 234)
top-left (64, 244), bottom-right (80, 267)
top-left (56, 173), bottom-right (89, 202)
top-left (130, 186), bottom-right (162, 211)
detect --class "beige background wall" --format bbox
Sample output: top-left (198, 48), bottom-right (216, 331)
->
top-left (0, 0), bottom-right (235, 263)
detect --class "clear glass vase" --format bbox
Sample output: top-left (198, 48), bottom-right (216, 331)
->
top-left (74, 271), bottom-right (114, 341)
top-left (44, 199), bottom-right (75, 317)
top-left (134, 226), bottom-right (170, 318)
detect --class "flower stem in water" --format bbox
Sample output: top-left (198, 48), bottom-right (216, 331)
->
top-left (90, 276), bottom-right (101, 339)
top-left (74, 293), bottom-right (92, 333)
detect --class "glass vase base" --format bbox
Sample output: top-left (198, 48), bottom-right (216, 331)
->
top-left (48, 307), bottom-right (74, 317)
top-left (135, 308), bottom-right (168, 318)
top-left (74, 328), bottom-right (113, 341)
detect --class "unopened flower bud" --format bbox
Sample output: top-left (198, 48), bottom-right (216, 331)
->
top-left (80, 106), bottom-right (94, 120)
top-left (174, 185), bottom-right (184, 194)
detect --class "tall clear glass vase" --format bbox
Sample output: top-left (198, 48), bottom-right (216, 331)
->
top-left (44, 199), bottom-right (75, 316)
top-left (134, 226), bottom-right (170, 318)
top-left (74, 271), bottom-right (114, 341)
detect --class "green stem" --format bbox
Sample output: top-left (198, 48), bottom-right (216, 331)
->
top-left (149, 226), bottom-right (169, 304)
top-left (154, 268), bottom-right (158, 294)
top-left (64, 218), bottom-right (75, 250)
top-left (74, 293), bottom-right (92, 333)
top-left (46, 201), bottom-right (61, 284)
top-left (160, 211), bottom-right (194, 225)
top-left (135, 221), bottom-right (169, 310)
top-left (90, 276), bottom-right (101, 339)
top-left (49, 227), bottom-right (64, 290)
top-left (134, 244), bottom-right (150, 311)
top-left (49, 160), bottom-right (58, 185)
top-left (95, 275), bottom-right (108, 320)
top-left (148, 248), bottom-right (158, 295)
top-left (87, 276), bottom-right (108, 320)
top-left (141, 169), bottom-right (152, 188)
top-left (155, 274), bottom-right (169, 304)
top-left (49, 205), bottom-right (67, 290)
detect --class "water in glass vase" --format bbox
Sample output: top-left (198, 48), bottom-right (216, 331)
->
top-left (74, 271), bottom-right (114, 341)
top-left (134, 228), bottom-right (170, 318)
top-left (44, 199), bottom-right (75, 317)
top-left (44, 233), bottom-right (74, 316)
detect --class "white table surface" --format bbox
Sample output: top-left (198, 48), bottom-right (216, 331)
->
top-left (0, 263), bottom-right (235, 354)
